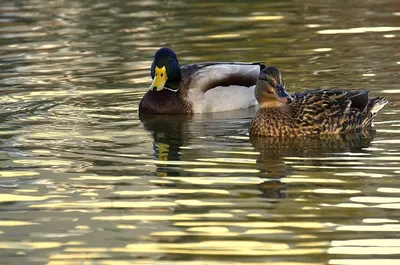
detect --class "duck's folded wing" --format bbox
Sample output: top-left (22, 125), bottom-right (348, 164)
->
top-left (290, 90), bottom-right (352, 127)
top-left (181, 62), bottom-right (265, 93)
top-left (291, 89), bottom-right (370, 111)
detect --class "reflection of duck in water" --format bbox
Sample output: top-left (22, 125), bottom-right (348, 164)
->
top-left (251, 131), bottom-right (375, 199)
top-left (249, 67), bottom-right (388, 137)
top-left (140, 108), bottom-right (258, 178)
top-left (251, 131), bottom-right (376, 163)
top-left (139, 47), bottom-right (265, 114)
top-left (139, 113), bottom-right (189, 176)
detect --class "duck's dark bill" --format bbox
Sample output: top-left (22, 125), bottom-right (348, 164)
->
top-left (150, 66), bottom-right (168, 91)
top-left (276, 85), bottom-right (293, 103)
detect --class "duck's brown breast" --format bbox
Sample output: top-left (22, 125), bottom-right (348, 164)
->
top-left (249, 107), bottom-right (301, 137)
top-left (139, 90), bottom-right (193, 115)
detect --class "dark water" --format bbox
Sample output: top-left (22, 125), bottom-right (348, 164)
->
top-left (1, 0), bottom-right (400, 264)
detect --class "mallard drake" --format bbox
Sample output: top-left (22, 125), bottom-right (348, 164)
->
top-left (249, 67), bottom-right (388, 137)
top-left (139, 47), bottom-right (265, 114)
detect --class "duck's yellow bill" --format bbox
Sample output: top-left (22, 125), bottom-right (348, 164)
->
top-left (150, 66), bottom-right (168, 91)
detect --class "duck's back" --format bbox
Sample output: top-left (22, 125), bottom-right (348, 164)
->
top-left (290, 89), bottom-right (356, 135)
top-left (291, 89), bottom-right (387, 134)
top-left (180, 62), bottom-right (264, 113)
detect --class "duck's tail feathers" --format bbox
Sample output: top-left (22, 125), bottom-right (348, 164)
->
top-left (363, 96), bottom-right (388, 127)
top-left (369, 96), bottom-right (388, 115)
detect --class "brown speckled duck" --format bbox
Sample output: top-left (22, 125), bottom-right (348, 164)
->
top-left (139, 48), bottom-right (265, 114)
top-left (249, 67), bottom-right (388, 137)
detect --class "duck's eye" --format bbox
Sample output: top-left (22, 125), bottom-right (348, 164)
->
top-left (168, 57), bottom-right (173, 62)
top-left (161, 73), bottom-right (164, 77)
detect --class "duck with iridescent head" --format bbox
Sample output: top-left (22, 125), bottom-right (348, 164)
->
top-left (139, 48), bottom-right (266, 114)
top-left (249, 66), bottom-right (388, 137)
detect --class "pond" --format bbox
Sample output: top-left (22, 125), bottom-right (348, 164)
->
top-left (1, 0), bottom-right (400, 264)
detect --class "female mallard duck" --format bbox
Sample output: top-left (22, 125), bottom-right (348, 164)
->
top-left (139, 47), bottom-right (265, 114)
top-left (249, 66), bottom-right (388, 137)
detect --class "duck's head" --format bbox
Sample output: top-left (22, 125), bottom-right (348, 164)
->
top-left (150, 47), bottom-right (181, 92)
top-left (255, 66), bottom-right (293, 107)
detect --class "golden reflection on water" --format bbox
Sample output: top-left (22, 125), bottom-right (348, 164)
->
top-left (163, 176), bottom-right (263, 185)
top-left (0, 194), bottom-right (50, 203)
top-left (61, 240), bottom-right (325, 256)
top-left (310, 189), bottom-right (360, 194)
top-left (30, 201), bottom-right (178, 209)
top-left (46, 259), bottom-right (324, 265)
top-left (215, 15), bottom-right (284, 22)
top-left (336, 224), bottom-right (400, 232)
top-left (0, 221), bottom-right (39, 226)
top-left (363, 218), bottom-right (399, 224)
top-left (116, 224), bottom-right (137, 230)
top-left (317, 26), bottom-right (400, 34)
top-left (172, 221), bottom-right (325, 229)
top-left (329, 246), bottom-right (400, 255)
top-left (282, 176), bottom-right (345, 184)
top-left (93, 213), bottom-right (234, 221)
top-left (0, 241), bottom-right (61, 249)
top-left (1, 0), bottom-right (400, 264)
top-left (0, 171), bottom-right (39, 177)
top-left (329, 260), bottom-right (400, 265)
top-left (184, 168), bottom-right (260, 173)
top-left (115, 188), bottom-right (229, 196)
top-left (378, 187), bottom-right (400, 193)
top-left (350, 196), bottom-right (400, 203)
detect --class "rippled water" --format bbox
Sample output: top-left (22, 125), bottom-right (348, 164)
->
top-left (1, 0), bottom-right (400, 264)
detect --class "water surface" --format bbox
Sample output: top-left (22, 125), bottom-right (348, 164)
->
top-left (1, 0), bottom-right (400, 264)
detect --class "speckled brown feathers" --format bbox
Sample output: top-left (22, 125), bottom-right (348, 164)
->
top-left (250, 67), bottom-right (388, 137)
top-left (250, 90), bottom-right (388, 137)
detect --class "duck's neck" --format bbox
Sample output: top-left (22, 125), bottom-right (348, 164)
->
top-left (259, 100), bottom-right (284, 108)
top-left (164, 86), bottom-right (180, 92)
top-left (165, 79), bottom-right (180, 92)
